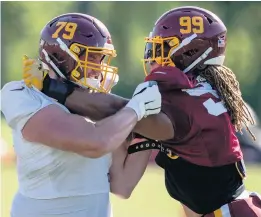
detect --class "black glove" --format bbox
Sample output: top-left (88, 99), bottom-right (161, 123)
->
top-left (42, 75), bottom-right (76, 105)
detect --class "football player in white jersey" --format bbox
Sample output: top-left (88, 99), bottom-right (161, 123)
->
top-left (1, 13), bottom-right (162, 217)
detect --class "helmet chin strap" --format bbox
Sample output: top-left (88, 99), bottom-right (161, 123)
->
top-left (73, 73), bottom-right (119, 92)
top-left (71, 75), bottom-right (101, 90)
top-left (82, 77), bottom-right (101, 89)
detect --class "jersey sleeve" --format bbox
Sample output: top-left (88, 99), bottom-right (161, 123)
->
top-left (160, 91), bottom-right (192, 142)
top-left (1, 81), bottom-right (53, 131)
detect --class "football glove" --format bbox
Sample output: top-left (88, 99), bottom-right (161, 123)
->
top-left (22, 55), bottom-right (75, 104)
top-left (23, 55), bottom-right (47, 90)
top-left (126, 81), bottom-right (161, 121)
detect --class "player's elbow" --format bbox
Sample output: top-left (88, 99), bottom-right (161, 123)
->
top-left (118, 192), bottom-right (132, 199)
top-left (90, 136), bottom-right (118, 157)
top-left (85, 137), bottom-right (114, 158)
top-left (110, 178), bottom-right (135, 199)
top-left (111, 186), bottom-right (133, 199)
top-left (88, 146), bottom-right (108, 159)
top-left (120, 188), bottom-right (133, 199)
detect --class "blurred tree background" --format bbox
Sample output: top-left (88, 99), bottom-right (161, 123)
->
top-left (1, 1), bottom-right (261, 119)
top-left (1, 2), bottom-right (261, 217)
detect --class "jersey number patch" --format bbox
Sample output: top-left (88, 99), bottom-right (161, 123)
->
top-left (203, 98), bottom-right (227, 116)
top-left (183, 84), bottom-right (227, 117)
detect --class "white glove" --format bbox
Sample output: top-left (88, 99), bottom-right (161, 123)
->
top-left (126, 81), bottom-right (161, 121)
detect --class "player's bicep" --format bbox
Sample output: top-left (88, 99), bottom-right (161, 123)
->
top-left (22, 104), bottom-right (68, 144)
top-left (22, 104), bottom-right (101, 154)
top-left (134, 112), bottom-right (174, 140)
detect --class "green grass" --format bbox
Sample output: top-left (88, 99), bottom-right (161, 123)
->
top-left (1, 119), bottom-right (261, 217)
top-left (2, 165), bottom-right (184, 217)
top-left (2, 165), bottom-right (261, 217)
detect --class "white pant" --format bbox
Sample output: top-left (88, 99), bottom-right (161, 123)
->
top-left (11, 192), bottom-right (112, 217)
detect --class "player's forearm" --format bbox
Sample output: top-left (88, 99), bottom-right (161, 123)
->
top-left (77, 108), bottom-right (139, 158)
top-left (65, 89), bottom-right (128, 120)
top-left (119, 150), bottom-right (151, 198)
top-left (23, 105), bottom-right (138, 158)
top-left (94, 108), bottom-right (138, 156)
top-left (110, 141), bottom-right (151, 198)
top-left (65, 89), bottom-right (173, 140)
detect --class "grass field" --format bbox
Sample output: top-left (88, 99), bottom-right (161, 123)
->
top-left (1, 119), bottom-right (261, 217)
top-left (2, 164), bottom-right (261, 217)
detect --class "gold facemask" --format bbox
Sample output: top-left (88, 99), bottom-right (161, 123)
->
top-left (70, 43), bottom-right (118, 93)
top-left (142, 36), bottom-right (180, 75)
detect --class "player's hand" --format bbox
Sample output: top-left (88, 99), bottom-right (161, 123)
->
top-left (126, 81), bottom-right (161, 121)
top-left (23, 55), bottom-right (48, 90)
top-left (23, 55), bottom-right (76, 104)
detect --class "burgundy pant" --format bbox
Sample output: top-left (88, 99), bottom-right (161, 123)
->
top-left (205, 193), bottom-right (261, 217)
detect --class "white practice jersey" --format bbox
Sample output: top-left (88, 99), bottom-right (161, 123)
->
top-left (1, 81), bottom-right (112, 199)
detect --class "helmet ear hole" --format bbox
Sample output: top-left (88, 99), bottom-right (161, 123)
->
top-left (170, 55), bottom-right (184, 70)
top-left (183, 49), bottom-right (199, 57)
top-left (196, 63), bottom-right (207, 71)
top-left (49, 53), bottom-right (60, 65)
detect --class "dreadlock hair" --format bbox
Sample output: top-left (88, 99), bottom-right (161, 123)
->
top-left (198, 65), bottom-right (256, 140)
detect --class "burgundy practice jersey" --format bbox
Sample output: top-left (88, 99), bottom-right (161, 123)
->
top-left (145, 65), bottom-right (243, 167)
top-left (141, 66), bottom-right (245, 214)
